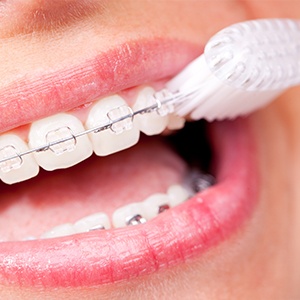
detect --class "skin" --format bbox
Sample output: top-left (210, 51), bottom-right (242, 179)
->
top-left (0, 0), bottom-right (300, 299)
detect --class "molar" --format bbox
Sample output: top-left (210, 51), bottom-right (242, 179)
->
top-left (0, 134), bottom-right (39, 184)
top-left (85, 95), bottom-right (140, 156)
top-left (28, 113), bottom-right (93, 170)
top-left (133, 87), bottom-right (169, 135)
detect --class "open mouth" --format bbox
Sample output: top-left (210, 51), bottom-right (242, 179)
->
top-left (0, 39), bottom-right (259, 288)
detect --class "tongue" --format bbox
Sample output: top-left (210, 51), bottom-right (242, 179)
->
top-left (0, 137), bottom-right (187, 241)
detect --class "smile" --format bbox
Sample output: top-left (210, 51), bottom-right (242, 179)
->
top-left (0, 38), bottom-right (259, 288)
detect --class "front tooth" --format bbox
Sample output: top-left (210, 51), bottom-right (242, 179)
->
top-left (29, 113), bottom-right (93, 170)
top-left (0, 134), bottom-right (39, 184)
top-left (167, 185), bottom-right (190, 207)
top-left (40, 223), bottom-right (76, 239)
top-left (133, 87), bottom-right (169, 135)
top-left (85, 95), bottom-right (140, 156)
top-left (112, 203), bottom-right (147, 228)
top-left (143, 193), bottom-right (171, 219)
top-left (73, 212), bottom-right (111, 233)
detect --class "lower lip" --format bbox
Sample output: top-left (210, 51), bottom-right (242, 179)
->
top-left (0, 118), bottom-right (259, 288)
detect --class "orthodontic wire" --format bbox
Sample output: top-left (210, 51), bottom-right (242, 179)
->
top-left (1, 18), bottom-right (300, 169)
top-left (0, 86), bottom-right (201, 167)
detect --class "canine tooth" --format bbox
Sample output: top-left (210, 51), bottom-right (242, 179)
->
top-left (85, 95), bottom-right (140, 156)
top-left (29, 113), bottom-right (93, 171)
top-left (143, 193), bottom-right (171, 219)
top-left (112, 203), bottom-right (147, 228)
top-left (0, 134), bottom-right (39, 184)
top-left (40, 223), bottom-right (76, 239)
top-left (73, 212), bottom-right (111, 233)
top-left (167, 185), bottom-right (190, 207)
top-left (167, 114), bottom-right (186, 130)
top-left (133, 87), bottom-right (168, 135)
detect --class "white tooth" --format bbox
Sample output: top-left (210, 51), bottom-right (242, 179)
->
top-left (167, 114), bottom-right (186, 130)
top-left (86, 95), bottom-right (140, 156)
top-left (167, 185), bottom-right (190, 207)
top-left (22, 236), bottom-right (37, 241)
top-left (112, 203), bottom-right (147, 228)
top-left (133, 87), bottom-right (168, 135)
top-left (40, 223), bottom-right (76, 239)
top-left (143, 193), bottom-right (171, 220)
top-left (29, 113), bottom-right (93, 170)
top-left (73, 212), bottom-right (111, 233)
top-left (0, 134), bottom-right (39, 184)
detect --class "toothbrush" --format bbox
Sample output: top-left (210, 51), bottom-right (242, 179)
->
top-left (0, 18), bottom-right (300, 170)
top-left (167, 18), bottom-right (300, 121)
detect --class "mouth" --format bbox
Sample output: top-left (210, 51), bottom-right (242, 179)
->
top-left (0, 38), bottom-right (259, 288)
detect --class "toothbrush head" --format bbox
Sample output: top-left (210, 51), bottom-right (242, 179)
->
top-left (167, 18), bottom-right (300, 121)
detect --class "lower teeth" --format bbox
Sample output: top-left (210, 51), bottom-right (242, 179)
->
top-left (16, 170), bottom-right (215, 242)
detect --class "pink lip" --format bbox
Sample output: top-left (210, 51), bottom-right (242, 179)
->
top-left (0, 38), bottom-right (201, 133)
top-left (0, 118), bottom-right (258, 287)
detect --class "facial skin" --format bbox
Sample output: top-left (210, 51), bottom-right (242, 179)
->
top-left (0, 1), bottom-right (300, 299)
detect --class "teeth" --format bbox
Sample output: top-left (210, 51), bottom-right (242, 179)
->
top-left (40, 223), bottom-right (76, 239)
top-left (167, 185), bottom-right (190, 207)
top-left (21, 183), bottom-right (196, 241)
top-left (112, 203), bottom-right (147, 228)
top-left (133, 87), bottom-right (169, 135)
top-left (28, 113), bottom-right (93, 170)
top-left (143, 193), bottom-right (171, 219)
top-left (85, 95), bottom-right (140, 156)
top-left (167, 114), bottom-right (186, 130)
top-left (0, 134), bottom-right (39, 184)
top-left (22, 236), bottom-right (37, 241)
top-left (73, 212), bottom-right (111, 233)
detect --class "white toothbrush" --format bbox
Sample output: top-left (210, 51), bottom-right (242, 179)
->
top-left (167, 18), bottom-right (300, 121)
top-left (0, 18), bottom-right (300, 172)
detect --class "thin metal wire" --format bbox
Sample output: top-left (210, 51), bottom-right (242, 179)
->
top-left (0, 86), bottom-right (200, 166)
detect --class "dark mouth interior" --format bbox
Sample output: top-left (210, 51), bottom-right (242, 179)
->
top-left (167, 120), bottom-right (216, 193)
top-left (167, 120), bottom-right (213, 173)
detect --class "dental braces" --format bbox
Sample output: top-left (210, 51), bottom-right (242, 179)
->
top-left (3, 18), bottom-right (298, 174)
top-left (0, 87), bottom-right (201, 173)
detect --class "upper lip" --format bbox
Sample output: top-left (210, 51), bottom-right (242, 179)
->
top-left (0, 38), bottom-right (201, 134)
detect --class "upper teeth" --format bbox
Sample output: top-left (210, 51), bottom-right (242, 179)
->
top-left (0, 86), bottom-right (185, 184)
top-left (85, 95), bottom-right (140, 156)
top-left (133, 87), bottom-right (169, 136)
top-left (0, 134), bottom-right (39, 184)
top-left (29, 113), bottom-right (93, 171)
